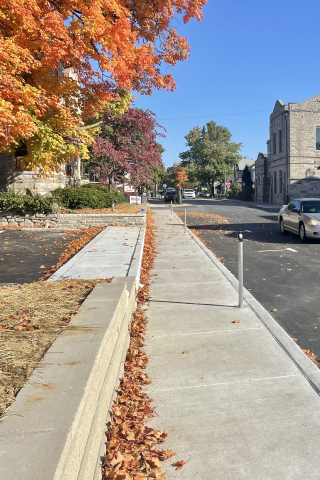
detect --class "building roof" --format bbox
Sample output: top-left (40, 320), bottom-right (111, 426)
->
top-left (238, 158), bottom-right (255, 170)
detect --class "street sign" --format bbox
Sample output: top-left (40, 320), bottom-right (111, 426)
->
top-left (226, 181), bottom-right (231, 187)
top-left (130, 196), bottom-right (141, 204)
top-left (163, 184), bottom-right (167, 188)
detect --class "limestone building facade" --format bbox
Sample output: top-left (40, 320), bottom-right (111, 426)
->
top-left (254, 152), bottom-right (269, 203)
top-left (267, 94), bottom-right (320, 204)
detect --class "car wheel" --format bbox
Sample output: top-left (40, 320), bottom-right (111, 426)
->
top-left (280, 218), bottom-right (287, 235)
top-left (299, 222), bottom-right (307, 242)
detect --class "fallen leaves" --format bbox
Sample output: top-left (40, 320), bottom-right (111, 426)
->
top-left (232, 320), bottom-right (240, 324)
top-left (182, 351), bottom-right (189, 355)
top-left (302, 349), bottom-right (319, 366)
top-left (103, 212), bottom-right (175, 480)
top-left (173, 460), bottom-right (186, 470)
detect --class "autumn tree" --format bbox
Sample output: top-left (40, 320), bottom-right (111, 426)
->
top-left (179, 121), bottom-right (243, 195)
top-left (0, 0), bottom-right (206, 174)
top-left (92, 108), bottom-right (165, 190)
top-left (175, 171), bottom-right (189, 188)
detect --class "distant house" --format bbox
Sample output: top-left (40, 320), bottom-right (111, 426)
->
top-left (231, 158), bottom-right (255, 184)
top-left (258, 94), bottom-right (320, 204)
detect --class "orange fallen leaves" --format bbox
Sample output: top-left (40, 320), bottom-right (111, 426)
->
top-left (173, 460), bottom-right (186, 470)
top-left (103, 212), bottom-right (175, 480)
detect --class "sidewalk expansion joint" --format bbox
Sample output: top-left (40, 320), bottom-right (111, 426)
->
top-left (148, 327), bottom-right (263, 338)
top-left (151, 374), bottom-right (301, 393)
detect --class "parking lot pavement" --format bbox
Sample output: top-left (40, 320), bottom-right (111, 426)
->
top-left (170, 199), bottom-right (320, 358)
top-left (0, 230), bottom-right (81, 285)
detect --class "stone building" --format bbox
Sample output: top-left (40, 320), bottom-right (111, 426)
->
top-left (254, 152), bottom-right (269, 203)
top-left (0, 151), bottom-right (74, 195)
top-left (267, 94), bottom-right (320, 204)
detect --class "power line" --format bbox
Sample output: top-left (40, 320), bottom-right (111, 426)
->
top-left (158, 109), bottom-right (270, 121)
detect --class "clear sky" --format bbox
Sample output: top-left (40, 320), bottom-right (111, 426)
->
top-left (134, 0), bottom-right (320, 168)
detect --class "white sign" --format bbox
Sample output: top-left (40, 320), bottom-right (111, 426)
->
top-left (130, 196), bottom-right (141, 204)
top-left (163, 184), bottom-right (167, 188)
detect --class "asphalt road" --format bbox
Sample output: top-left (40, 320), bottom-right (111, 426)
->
top-left (0, 230), bottom-right (80, 285)
top-left (164, 199), bottom-right (320, 358)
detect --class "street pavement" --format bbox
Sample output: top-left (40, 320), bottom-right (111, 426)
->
top-left (0, 230), bottom-right (81, 285)
top-left (145, 207), bottom-right (320, 479)
top-left (168, 198), bottom-right (320, 359)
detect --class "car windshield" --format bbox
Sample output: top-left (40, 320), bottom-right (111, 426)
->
top-left (301, 201), bottom-right (320, 213)
top-left (166, 190), bottom-right (176, 194)
top-left (184, 190), bottom-right (193, 192)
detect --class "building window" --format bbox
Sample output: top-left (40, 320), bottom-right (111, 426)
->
top-left (274, 171), bottom-right (277, 193)
top-left (279, 130), bottom-right (282, 153)
top-left (316, 127), bottom-right (320, 150)
top-left (273, 133), bottom-right (276, 154)
top-left (279, 170), bottom-right (283, 193)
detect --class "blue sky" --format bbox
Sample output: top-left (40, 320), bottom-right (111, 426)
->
top-left (134, 0), bottom-right (320, 168)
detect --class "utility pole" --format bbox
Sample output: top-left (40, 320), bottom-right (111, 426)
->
top-left (224, 169), bottom-right (226, 196)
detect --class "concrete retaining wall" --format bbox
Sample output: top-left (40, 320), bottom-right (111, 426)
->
top-left (0, 277), bottom-right (136, 480)
top-left (0, 212), bottom-right (146, 228)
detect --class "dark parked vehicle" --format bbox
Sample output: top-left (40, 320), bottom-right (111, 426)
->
top-left (164, 189), bottom-right (178, 203)
top-left (278, 198), bottom-right (320, 241)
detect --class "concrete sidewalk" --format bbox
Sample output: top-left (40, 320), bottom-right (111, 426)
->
top-left (145, 208), bottom-right (320, 479)
top-left (50, 225), bottom-right (144, 283)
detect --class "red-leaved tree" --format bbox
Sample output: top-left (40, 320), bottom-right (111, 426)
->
top-left (93, 108), bottom-right (165, 190)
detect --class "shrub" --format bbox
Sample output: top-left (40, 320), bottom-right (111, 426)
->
top-left (51, 186), bottom-right (124, 209)
top-left (0, 191), bottom-right (54, 213)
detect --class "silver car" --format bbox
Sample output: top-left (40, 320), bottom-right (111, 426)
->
top-left (278, 198), bottom-right (320, 241)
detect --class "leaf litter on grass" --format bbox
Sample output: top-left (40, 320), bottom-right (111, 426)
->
top-left (0, 278), bottom-right (111, 417)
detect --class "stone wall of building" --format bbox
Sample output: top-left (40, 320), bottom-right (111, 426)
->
top-left (0, 152), bottom-right (68, 194)
top-left (287, 96), bottom-right (320, 200)
top-left (0, 213), bottom-right (146, 228)
top-left (268, 101), bottom-right (288, 205)
top-left (255, 153), bottom-right (269, 203)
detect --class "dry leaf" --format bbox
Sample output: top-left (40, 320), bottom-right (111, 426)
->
top-left (232, 320), bottom-right (240, 324)
top-left (173, 460), bottom-right (186, 470)
top-left (182, 351), bottom-right (189, 354)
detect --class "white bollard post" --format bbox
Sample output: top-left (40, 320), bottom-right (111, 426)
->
top-left (171, 200), bottom-right (172, 216)
top-left (238, 233), bottom-right (244, 308)
top-left (184, 209), bottom-right (187, 233)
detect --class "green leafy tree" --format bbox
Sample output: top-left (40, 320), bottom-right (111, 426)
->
top-left (179, 121), bottom-right (243, 194)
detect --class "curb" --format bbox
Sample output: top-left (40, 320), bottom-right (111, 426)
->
top-left (172, 211), bottom-right (320, 396)
top-left (0, 278), bottom-right (136, 480)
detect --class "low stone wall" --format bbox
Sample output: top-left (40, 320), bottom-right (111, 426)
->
top-left (0, 212), bottom-right (146, 228)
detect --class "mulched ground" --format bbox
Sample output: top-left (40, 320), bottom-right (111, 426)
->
top-left (0, 278), bottom-right (111, 417)
top-left (60, 204), bottom-right (146, 215)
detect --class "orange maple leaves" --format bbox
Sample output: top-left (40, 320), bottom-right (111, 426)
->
top-left (0, 0), bottom-right (207, 161)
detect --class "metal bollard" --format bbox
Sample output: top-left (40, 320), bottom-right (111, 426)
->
top-left (171, 200), bottom-right (172, 216)
top-left (112, 198), bottom-right (117, 213)
top-left (237, 232), bottom-right (244, 308)
top-left (184, 209), bottom-right (187, 233)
